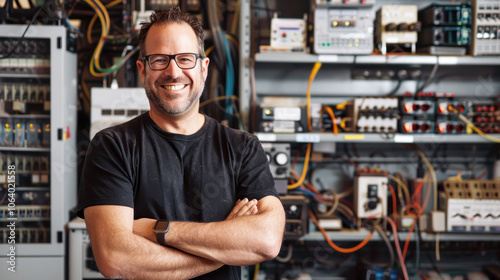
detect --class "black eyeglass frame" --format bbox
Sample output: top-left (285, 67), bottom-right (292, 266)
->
top-left (141, 53), bottom-right (202, 71)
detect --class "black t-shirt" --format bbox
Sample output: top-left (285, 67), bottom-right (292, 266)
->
top-left (77, 113), bottom-right (278, 280)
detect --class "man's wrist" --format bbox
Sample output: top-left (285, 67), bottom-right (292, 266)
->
top-left (153, 219), bottom-right (170, 246)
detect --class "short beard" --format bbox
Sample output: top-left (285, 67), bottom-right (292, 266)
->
top-left (145, 76), bottom-right (205, 116)
top-left (146, 84), bottom-right (205, 115)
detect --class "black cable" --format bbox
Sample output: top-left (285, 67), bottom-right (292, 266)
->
top-left (0, 1), bottom-right (46, 59)
top-left (417, 229), bottom-right (445, 279)
top-left (387, 78), bottom-right (403, 96)
top-left (414, 222), bottom-right (421, 276)
top-left (416, 63), bottom-right (439, 93)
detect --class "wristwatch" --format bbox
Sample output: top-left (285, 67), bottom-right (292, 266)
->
top-left (153, 219), bottom-right (170, 246)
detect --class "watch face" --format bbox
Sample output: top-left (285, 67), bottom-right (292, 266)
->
top-left (155, 220), bottom-right (170, 231)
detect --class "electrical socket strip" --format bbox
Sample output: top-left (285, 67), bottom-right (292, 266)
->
top-left (353, 97), bottom-right (398, 133)
top-left (441, 179), bottom-right (500, 199)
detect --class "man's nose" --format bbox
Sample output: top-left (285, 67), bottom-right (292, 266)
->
top-left (163, 57), bottom-right (183, 75)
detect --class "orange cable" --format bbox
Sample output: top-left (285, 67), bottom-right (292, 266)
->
top-left (388, 184), bottom-right (398, 224)
top-left (411, 180), bottom-right (425, 204)
top-left (309, 210), bottom-right (373, 253)
top-left (321, 106), bottom-right (338, 134)
top-left (387, 217), bottom-right (409, 280)
top-left (287, 143), bottom-right (312, 189)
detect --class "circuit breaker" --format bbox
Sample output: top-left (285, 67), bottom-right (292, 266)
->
top-left (354, 175), bottom-right (388, 219)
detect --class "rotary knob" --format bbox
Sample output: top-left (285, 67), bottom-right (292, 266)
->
top-left (274, 152), bottom-right (289, 166)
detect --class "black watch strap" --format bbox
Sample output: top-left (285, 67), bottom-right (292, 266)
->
top-left (154, 219), bottom-right (170, 246)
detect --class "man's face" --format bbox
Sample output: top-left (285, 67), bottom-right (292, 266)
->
top-left (137, 22), bottom-right (209, 117)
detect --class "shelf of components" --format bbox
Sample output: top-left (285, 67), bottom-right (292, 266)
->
top-left (301, 229), bottom-right (500, 242)
top-left (254, 53), bottom-right (500, 65)
top-left (256, 132), bottom-right (500, 144)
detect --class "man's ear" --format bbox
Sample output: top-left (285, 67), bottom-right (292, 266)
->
top-left (201, 57), bottom-right (210, 81)
top-left (136, 59), bottom-right (146, 83)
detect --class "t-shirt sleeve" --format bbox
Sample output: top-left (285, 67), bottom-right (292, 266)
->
top-left (76, 131), bottom-right (135, 219)
top-left (236, 135), bottom-right (279, 201)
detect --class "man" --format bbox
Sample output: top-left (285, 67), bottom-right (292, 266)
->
top-left (77, 6), bottom-right (285, 280)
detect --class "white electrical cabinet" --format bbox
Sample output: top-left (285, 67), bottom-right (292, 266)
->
top-left (0, 25), bottom-right (78, 280)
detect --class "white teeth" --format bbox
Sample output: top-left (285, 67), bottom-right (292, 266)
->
top-left (162, 84), bottom-right (185, 90)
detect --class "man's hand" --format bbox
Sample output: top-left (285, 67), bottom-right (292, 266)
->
top-left (133, 198), bottom-right (258, 242)
top-left (226, 198), bottom-right (258, 220)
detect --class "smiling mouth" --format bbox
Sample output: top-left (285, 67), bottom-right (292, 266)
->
top-left (161, 84), bottom-right (187, 90)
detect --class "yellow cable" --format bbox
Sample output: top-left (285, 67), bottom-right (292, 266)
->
top-left (253, 263), bottom-right (259, 280)
top-left (459, 114), bottom-right (500, 143)
top-left (435, 232), bottom-right (441, 261)
top-left (87, 14), bottom-right (99, 44)
top-left (231, 0), bottom-right (240, 35)
top-left (93, 0), bottom-right (111, 72)
top-left (205, 45), bottom-right (214, 56)
top-left (287, 143), bottom-right (311, 190)
top-left (199, 95), bottom-right (239, 108)
top-left (307, 62), bottom-right (322, 131)
top-left (288, 63), bottom-right (321, 190)
top-left (387, 174), bottom-right (411, 206)
top-left (225, 33), bottom-right (240, 50)
top-left (447, 106), bottom-right (500, 143)
top-left (86, 0), bottom-right (112, 77)
top-left (414, 149), bottom-right (438, 211)
top-left (87, 0), bottom-right (121, 44)
top-left (335, 101), bottom-right (348, 110)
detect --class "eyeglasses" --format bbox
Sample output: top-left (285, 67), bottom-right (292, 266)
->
top-left (142, 53), bottom-right (201, 71)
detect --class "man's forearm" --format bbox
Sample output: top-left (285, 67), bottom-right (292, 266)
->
top-left (84, 205), bottom-right (222, 280)
top-left (163, 196), bottom-right (285, 266)
top-left (96, 230), bottom-right (222, 279)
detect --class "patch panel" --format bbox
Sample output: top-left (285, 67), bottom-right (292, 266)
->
top-left (400, 99), bottom-right (436, 115)
top-left (400, 118), bottom-right (435, 134)
top-left (436, 99), bottom-right (470, 115)
top-left (436, 118), bottom-right (466, 134)
top-left (470, 103), bottom-right (500, 133)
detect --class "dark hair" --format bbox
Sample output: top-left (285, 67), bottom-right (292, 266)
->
top-left (138, 6), bottom-right (205, 59)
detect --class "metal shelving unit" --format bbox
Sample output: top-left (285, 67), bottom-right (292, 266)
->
top-left (256, 132), bottom-right (500, 144)
top-left (0, 25), bottom-right (78, 280)
top-left (255, 52), bottom-right (500, 65)
top-left (301, 230), bottom-right (500, 242)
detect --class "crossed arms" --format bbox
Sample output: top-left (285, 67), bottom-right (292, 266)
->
top-left (84, 196), bottom-right (285, 279)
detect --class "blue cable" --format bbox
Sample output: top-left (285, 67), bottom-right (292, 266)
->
top-left (222, 32), bottom-right (234, 125)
